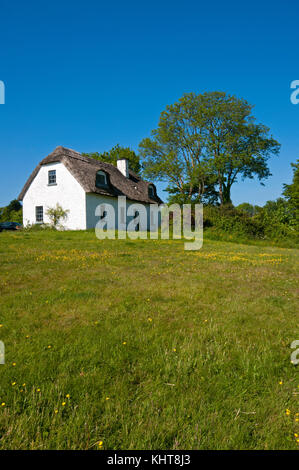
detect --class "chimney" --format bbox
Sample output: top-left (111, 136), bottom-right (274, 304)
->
top-left (117, 158), bottom-right (129, 178)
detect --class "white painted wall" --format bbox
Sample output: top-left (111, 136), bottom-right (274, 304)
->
top-left (85, 193), bottom-right (157, 231)
top-left (22, 162), bottom-right (86, 230)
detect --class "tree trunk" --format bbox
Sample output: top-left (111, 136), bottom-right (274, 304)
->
top-left (222, 184), bottom-right (232, 204)
top-left (218, 174), bottom-right (224, 205)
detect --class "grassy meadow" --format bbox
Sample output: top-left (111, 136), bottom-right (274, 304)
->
top-left (0, 230), bottom-right (298, 450)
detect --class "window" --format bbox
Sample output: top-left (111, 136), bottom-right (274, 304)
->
top-left (35, 206), bottom-right (43, 223)
top-left (148, 185), bottom-right (155, 198)
top-left (48, 170), bottom-right (56, 185)
top-left (96, 170), bottom-right (108, 188)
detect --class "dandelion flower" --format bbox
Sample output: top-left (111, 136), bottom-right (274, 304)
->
top-left (98, 441), bottom-right (103, 448)
top-left (66, 394), bottom-right (70, 399)
top-left (286, 409), bottom-right (291, 416)
top-left (62, 402), bottom-right (66, 406)
top-left (12, 363), bottom-right (16, 366)
top-left (0, 324), bottom-right (3, 328)
top-left (173, 348), bottom-right (176, 352)
top-left (47, 345), bottom-right (52, 349)
top-left (279, 381), bottom-right (283, 385)
top-left (148, 318), bottom-right (153, 322)
top-left (22, 383), bottom-right (26, 387)
top-left (122, 341), bottom-right (127, 345)
top-left (1, 402), bottom-right (5, 407)
top-left (12, 382), bottom-right (16, 386)
top-left (37, 388), bottom-right (41, 392)
top-left (106, 397), bottom-right (110, 401)
top-left (54, 409), bottom-right (58, 414)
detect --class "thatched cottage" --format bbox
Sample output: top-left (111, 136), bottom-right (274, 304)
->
top-left (18, 146), bottom-right (162, 230)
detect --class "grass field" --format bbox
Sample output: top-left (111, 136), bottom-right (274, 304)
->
top-left (0, 230), bottom-right (298, 450)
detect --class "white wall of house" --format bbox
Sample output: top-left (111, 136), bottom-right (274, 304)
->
top-left (22, 162), bottom-right (86, 229)
top-left (86, 193), bottom-right (157, 231)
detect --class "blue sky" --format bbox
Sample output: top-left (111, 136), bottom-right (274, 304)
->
top-left (0, 0), bottom-right (298, 206)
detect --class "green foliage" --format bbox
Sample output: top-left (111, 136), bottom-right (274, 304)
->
top-left (204, 204), bottom-right (265, 239)
top-left (46, 204), bottom-right (69, 228)
top-left (139, 91), bottom-right (280, 205)
top-left (166, 181), bottom-right (219, 205)
top-left (0, 199), bottom-right (22, 223)
top-left (22, 223), bottom-right (57, 232)
top-left (83, 144), bottom-right (141, 174)
top-left (203, 199), bottom-right (298, 244)
top-left (283, 159), bottom-right (299, 227)
top-left (236, 202), bottom-right (261, 217)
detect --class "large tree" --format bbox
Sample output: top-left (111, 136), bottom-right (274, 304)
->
top-left (139, 92), bottom-right (280, 205)
top-left (83, 144), bottom-right (141, 174)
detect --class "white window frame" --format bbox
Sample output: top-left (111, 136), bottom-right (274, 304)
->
top-left (48, 170), bottom-right (56, 185)
top-left (35, 206), bottom-right (43, 223)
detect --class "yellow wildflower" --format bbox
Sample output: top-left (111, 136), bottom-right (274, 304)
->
top-left (62, 402), bottom-right (66, 406)
top-left (1, 402), bottom-right (5, 407)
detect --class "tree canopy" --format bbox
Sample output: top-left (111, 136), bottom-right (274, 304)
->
top-left (139, 91), bottom-right (280, 205)
top-left (283, 159), bottom-right (299, 227)
top-left (283, 160), bottom-right (299, 212)
top-left (83, 144), bottom-right (141, 174)
top-left (0, 199), bottom-right (22, 223)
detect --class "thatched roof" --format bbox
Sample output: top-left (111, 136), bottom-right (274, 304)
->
top-left (18, 146), bottom-right (163, 204)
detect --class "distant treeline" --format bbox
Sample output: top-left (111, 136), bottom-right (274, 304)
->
top-left (0, 199), bottom-right (22, 224)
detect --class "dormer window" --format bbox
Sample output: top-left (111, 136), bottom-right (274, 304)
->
top-left (96, 170), bottom-right (108, 188)
top-left (148, 184), bottom-right (155, 198)
top-left (48, 170), bottom-right (56, 185)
